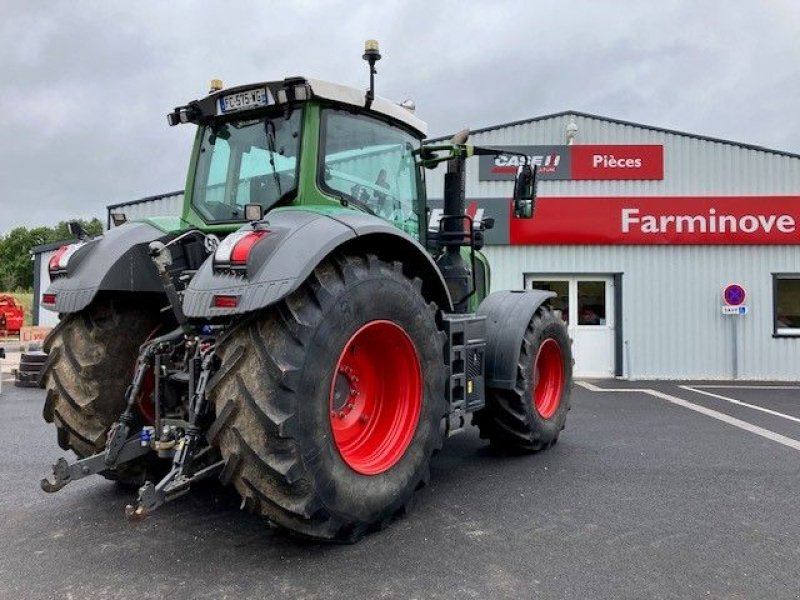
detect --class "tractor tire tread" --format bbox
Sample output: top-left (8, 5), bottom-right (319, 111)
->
top-left (210, 254), bottom-right (446, 542)
top-left (40, 298), bottom-right (161, 472)
top-left (474, 307), bottom-right (572, 453)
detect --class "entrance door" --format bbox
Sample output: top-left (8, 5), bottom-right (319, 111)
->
top-left (524, 275), bottom-right (616, 378)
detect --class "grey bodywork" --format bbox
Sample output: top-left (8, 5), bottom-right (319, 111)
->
top-left (477, 290), bottom-right (555, 390)
top-left (42, 222), bottom-right (166, 314)
top-left (183, 209), bottom-right (452, 318)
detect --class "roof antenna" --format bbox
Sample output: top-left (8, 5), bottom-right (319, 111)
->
top-left (362, 39), bottom-right (381, 110)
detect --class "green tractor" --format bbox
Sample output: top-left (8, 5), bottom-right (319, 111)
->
top-left (39, 41), bottom-right (573, 542)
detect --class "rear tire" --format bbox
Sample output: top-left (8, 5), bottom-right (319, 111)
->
top-left (208, 255), bottom-right (446, 542)
top-left (41, 297), bottom-right (161, 482)
top-left (474, 307), bottom-right (572, 452)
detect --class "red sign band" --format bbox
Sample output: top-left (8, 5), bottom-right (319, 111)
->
top-left (569, 145), bottom-right (663, 180)
top-left (509, 196), bottom-right (800, 245)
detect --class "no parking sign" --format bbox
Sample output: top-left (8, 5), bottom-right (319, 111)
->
top-left (722, 283), bottom-right (748, 315)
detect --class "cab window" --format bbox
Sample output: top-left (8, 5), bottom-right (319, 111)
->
top-left (192, 110), bottom-right (302, 222)
top-left (320, 109), bottom-right (420, 235)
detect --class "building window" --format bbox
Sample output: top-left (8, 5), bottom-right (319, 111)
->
top-left (774, 275), bottom-right (800, 336)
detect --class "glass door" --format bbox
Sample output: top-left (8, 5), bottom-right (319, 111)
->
top-left (525, 275), bottom-right (616, 378)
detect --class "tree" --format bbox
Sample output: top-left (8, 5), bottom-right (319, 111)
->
top-left (0, 218), bottom-right (104, 291)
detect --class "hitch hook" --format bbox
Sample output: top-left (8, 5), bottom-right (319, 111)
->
top-left (40, 458), bottom-right (72, 493)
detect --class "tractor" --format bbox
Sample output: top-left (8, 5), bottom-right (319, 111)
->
top-left (39, 41), bottom-right (573, 542)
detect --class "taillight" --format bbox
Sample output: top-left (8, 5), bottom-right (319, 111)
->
top-left (212, 295), bottom-right (240, 308)
top-left (48, 243), bottom-right (84, 274)
top-left (48, 246), bottom-right (70, 272)
top-left (214, 230), bottom-right (269, 269)
top-left (42, 293), bottom-right (57, 305)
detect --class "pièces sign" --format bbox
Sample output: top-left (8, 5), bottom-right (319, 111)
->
top-left (478, 144), bottom-right (664, 181)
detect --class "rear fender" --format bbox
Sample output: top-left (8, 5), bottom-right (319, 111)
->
top-left (182, 209), bottom-right (452, 318)
top-left (477, 290), bottom-right (555, 390)
top-left (43, 222), bottom-right (168, 314)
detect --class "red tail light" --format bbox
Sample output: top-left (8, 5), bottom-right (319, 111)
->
top-left (48, 246), bottom-right (71, 272)
top-left (212, 295), bottom-right (239, 308)
top-left (230, 231), bottom-right (267, 265)
top-left (48, 243), bottom-right (84, 274)
top-left (42, 293), bottom-right (57, 305)
top-left (214, 230), bottom-right (269, 269)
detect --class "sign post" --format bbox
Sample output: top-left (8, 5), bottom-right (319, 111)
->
top-left (721, 283), bottom-right (747, 379)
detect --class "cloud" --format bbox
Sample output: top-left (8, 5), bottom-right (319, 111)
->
top-left (1, 0), bottom-right (799, 233)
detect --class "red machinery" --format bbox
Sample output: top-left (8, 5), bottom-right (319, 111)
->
top-left (0, 295), bottom-right (24, 336)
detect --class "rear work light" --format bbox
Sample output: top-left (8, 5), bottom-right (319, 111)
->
top-left (48, 243), bottom-right (84, 275)
top-left (214, 230), bottom-right (269, 270)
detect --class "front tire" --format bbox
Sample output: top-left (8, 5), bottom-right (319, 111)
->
top-left (208, 255), bottom-right (446, 542)
top-left (474, 307), bottom-right (572, 452)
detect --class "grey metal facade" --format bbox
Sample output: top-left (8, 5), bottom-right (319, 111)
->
top-left (425, 111), bottom-right (800, 198)
top-left (88, 111), bottom-right (800, 379)
top-left (107, 191), bottom-right (183, 228)
top-left (484, 244), bottom-right (800, 380)
top-left (426, 111), bottom-right (800, 380)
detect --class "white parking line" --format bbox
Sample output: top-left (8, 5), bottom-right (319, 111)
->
top-left (681, 385), bottom-right (800, 425)
top-left (691, 385), bottom-right (800, 390)
top-left (577, 381), bottom-right (800, 452)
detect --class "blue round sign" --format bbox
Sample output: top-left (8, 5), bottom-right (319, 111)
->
top-left (723, 283), bottom-right (746, 306)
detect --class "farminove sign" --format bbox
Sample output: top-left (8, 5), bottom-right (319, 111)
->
top-left (510, 196), bottom-right (800, 245)
top-left (478, 144), bottom-right (664, 181)
top-left (428, 196), bottom-right (800, 246)
top-left (620, 208), bottom-right (796, 235)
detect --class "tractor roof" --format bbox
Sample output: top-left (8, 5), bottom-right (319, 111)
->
top-left (169, 77), bottom-right (427, 137)
top-left (304, 78), bottom-right (427, 137)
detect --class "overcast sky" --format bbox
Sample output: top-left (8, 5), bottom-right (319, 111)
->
top-left (2, 0), bottom-right (799, 234)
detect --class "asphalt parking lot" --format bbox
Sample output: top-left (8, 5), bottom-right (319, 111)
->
top-left (1, 374), bottom-right (799, 600)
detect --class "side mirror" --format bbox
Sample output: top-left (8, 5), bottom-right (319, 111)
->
top-left (513, 164), bottom-right (537, 219)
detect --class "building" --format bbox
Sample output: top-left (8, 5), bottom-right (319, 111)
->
top-left (31, 111), bottom-right (800, 380)
top-left (425, 111), bottom-right (800, 379)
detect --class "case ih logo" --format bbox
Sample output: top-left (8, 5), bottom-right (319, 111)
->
top-left (491, 151), bottom-right (563, 175)
top-left (479, 145), bottom-right (569, 181)
top-left (428, 202), bottom-right (485, 231)
top-left (478, 144), bottom-right (663, 181)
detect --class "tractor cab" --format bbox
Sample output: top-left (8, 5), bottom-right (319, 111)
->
top-left (169, 73), bottom-right (428, 240)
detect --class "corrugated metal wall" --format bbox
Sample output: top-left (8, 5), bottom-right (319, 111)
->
top-left (426, 112), bottom-right (800, 380)
top-left (426, 113), bottom-right (800, 198)
top-left (108, 192), bottom-right (183, 227)
top-left (484, 244), bottom-right (800, 380)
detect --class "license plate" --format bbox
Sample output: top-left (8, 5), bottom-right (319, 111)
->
top-left (218, 88), bottom-right (268, 114)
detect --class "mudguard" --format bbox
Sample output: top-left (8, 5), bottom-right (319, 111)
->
top-left (182, 209), bottom-right (452, 318)
top-left (477, 290), bottom-right (555, 390)
top-left (43, 222), bottom-right (167, 314)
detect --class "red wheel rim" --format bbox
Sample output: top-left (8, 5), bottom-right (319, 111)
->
top-left (329, 320), bottom-right (422, 475)
top-left (532, 338), bottom-right (564, 419)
